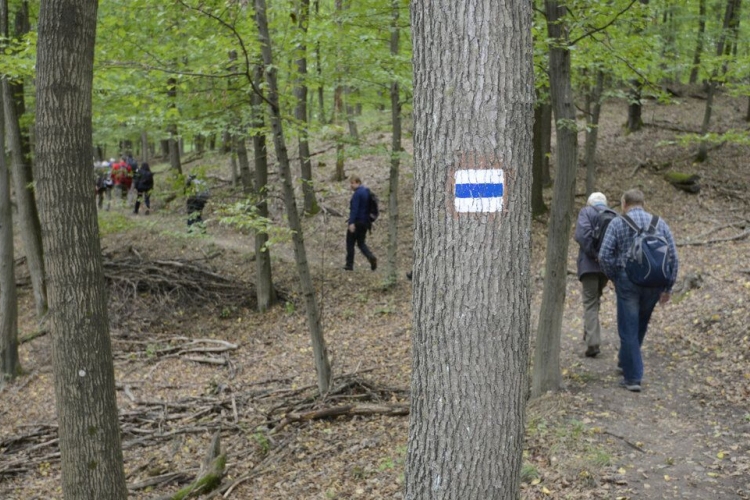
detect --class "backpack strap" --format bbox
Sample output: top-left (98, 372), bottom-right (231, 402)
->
top-left (647, 215), bottom-right (659, 234)
top-left (620, 214), bottom-right (642, 234)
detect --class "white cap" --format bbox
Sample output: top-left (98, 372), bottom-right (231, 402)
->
top-left (587, 192), bottom-right (607, 207)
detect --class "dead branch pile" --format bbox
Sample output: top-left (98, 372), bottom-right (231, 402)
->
top-left (103, 255), bottom-right (261, 314)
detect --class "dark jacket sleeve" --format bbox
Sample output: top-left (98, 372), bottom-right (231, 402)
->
top-left (348, 187), bottom-right (368, 224)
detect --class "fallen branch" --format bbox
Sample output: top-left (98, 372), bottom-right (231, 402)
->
top-left (271, 403), bottom-right (409, 434)
top-left (128, 471), bottom-right (192, 491)
top-left (602, 430), bottom-right (646, 453)
top-left (676, 229), bottom-right (750, 246)
top-left (19, 329), bottom-right (48, 344)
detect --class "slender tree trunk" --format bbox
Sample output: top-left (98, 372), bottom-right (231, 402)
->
top-left (1, 0), bottom-right (46, 319)
top-left (140, 131), bottom-right (149, 163)
top-left (35, 0), bottom-right (127, 496)
top-left (532, 100), bottom-right (547, 217)
top-left (697, 0), bottom-right (737, 162)
top-left (345, 87), bottom-right (359, 142)
top-left (235, 135), bottom-right (254, 193)
top-left (0, 82), bottom-right (19, 380)
top-left (406, 0), bottom-right (534, 497)
top-left (540, 99), bottom-right (552, 186)
top-left (689, 0), bottom-right (707, 84)
top-left (255, 0), bottom-right (331, 393)
top-left (584, 71), bottom-right (604, 195)
top-left (626, 0), bottom-right (650, 133)
top-left (333, 0), bottom-right (346, 181)
top-left (230, 150), bottom-right (239, 187)
top-left (251, 64), bottom-right (277, 312)
top-left (167, 77), bottom-right (182, 174)
top-left (532, 0), bottom-right (579, 397)
top-left (295, 0), bottom-right (319, 215)
top-left (386, 0), bottom-right (401, 285)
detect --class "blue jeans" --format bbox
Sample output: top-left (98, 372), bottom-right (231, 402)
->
top-left (614, 270), bottom-right (662, 384)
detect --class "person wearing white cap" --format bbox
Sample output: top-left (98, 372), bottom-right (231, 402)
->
top-left (574, 192), bottom-right (617, 358)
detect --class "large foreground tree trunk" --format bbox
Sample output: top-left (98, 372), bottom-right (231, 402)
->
top-left (531, 0), bottom-right (579, 397)
top-left (0, 82), bottom-right (19, 380)
top-left (405, 0), bottom-right (534, 498)
top-left (386, 0), bottom-right (401, 285)
top-left (35, 0), bottom-right (127, 497)
top-left (255, 0), bottom-right (331, 394)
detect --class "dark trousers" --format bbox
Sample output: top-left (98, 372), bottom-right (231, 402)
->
top-left (134, 190), bottom-right (151, 214)
top-left (345, 223), bottom-right (374, 269)
top-left (187, 196), bottom-right (208, 226)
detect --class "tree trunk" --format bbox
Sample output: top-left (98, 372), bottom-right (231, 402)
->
top-left (230, 151), bottom-right (239, 187)
top-left (160, 139), bottom-right (170, 157)
top-left (332, 0), bottom-right (346, 181)
top-left (386, 0), bottom-right (401, 285)
top-left (531, 0), bottom-right (579, 398)
top-left (584, 71), bottom-right (604, 195)
top-left (167, 77), bottom-right (182, 174)
top-left (532, 100), bottom-right (547, 217)
top-left (251, 64), bottom-right (277, 313)
top-left (689, 0), bottom-right (707, 84)
top-left (1, 0), bottom-right (47, 319)
top-left (35, 0), bottom-right (127, 497)
top-left (345, 88), bottom-right (359, 142)
top-left (295, 0), bottom-right (320, 215)
top-left (626, 0), bottom-right (649, 133)
top-left (0, 82), bottom-right (19, 380)
top-left (195, 133), bottom-right (205, 154)
top-left (235, 135), bottom-right (254, 193)
top-left (540, 100), bottom-right (552, 186)
top-left (697, 0), bottom-right (737, 162)
top-left (255, 0), bottom-right (331, 394)
top-left (140, 131), bottom-right (149, 163)
top-left (405, 0), bottom-right (534, 497)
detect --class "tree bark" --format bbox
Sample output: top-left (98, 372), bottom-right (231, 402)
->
top-left (584, 71), bottom-right (604, 196)
top-left (386, 0), bottom-right (401, 285)
top-left (540, 99), bottom-right (552, 186)
top-left (1, 0), bottom-right (46, 319)
top-left (0, 81), bottom-right (19, 380)
top-left (35, 0), bottom-right (127, 497)
top-left (255, 0), bottom-right (331, 394)
top-left (251, 64), bottom-right (277, 313)
top-left (406, 0), bottom-right (534, 497)
top-left (167, 77), bottom-right (182, 174)
top-left (689, 0), bottom-right (707, 84)
top-left (532, 100), bottom-right (547, 217)
top-left (531, 0), bottom-right (579, 398)
top-left (295, 0), bottom-right (320, 215)
top-left (626, 0), bottom-right (649, 133)
top-left (332, 0), bottom-right (346, 181)
top-left (140, 131), bottom-right (149, 163)
top-left (234, 135), bottom-right (253, 193)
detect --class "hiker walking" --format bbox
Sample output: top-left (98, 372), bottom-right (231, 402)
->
top-left (186, 174), bottom-right (210, 231)
top-left (344, 175), bottom-right (377, 271)
top-left (94, 160), bottom-right (113, 210)
top-left (599, 189), bottom-right (679, 392)
top-left (574, 192), bottom-right (617, 358)
top-left (133, 162), bottom-right (153, 215)
top-left (111, 156), bottom-right (133, 205)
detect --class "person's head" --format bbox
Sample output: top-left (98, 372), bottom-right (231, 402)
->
top-left (621, 188), bottom-right (645, 212)
top-left (587, 192), bottom-right (608, 208)
top-left (140, 162), bottom-right (150, 172)
top-left (349, 175), bottom-right (362, 191)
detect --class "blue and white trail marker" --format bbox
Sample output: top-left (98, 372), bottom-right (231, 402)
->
top-left (454, 169), bottom-right (504, 213)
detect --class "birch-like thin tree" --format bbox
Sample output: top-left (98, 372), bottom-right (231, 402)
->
top-left (405, 0), bottom-right (534, 497)
top-left (35, 0), bottom-right (127, 496)
top-left (255, 0), bottom-right (331, 393)
top-left (531, 0), bottom-right (579, 397)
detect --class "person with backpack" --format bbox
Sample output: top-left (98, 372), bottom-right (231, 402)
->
top-left (344, 175), bottom-right (377, 271)
top-left (599, 189), bottom-right (679, 392)
top-left (111, 156), bottom-right (133, 206)
top-left (574, 192), bottom-right (617, 358)
top-left (133, 162), bottom-right (154, 215)
top-left (185, 174), bottom-right (210, 231)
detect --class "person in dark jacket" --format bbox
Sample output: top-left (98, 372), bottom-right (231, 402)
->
top-left (133, 162), bottom-right (154, 215)
top-left (574, 192), bottom-right (614, 358)
top-left (344, 175), bottom-right (377, 271)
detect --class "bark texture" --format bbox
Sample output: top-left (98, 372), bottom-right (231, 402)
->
top-left (689, 0), bottom-right (707, 84)
top-left (531, 0), bottom-right (578, 397)
top-left (386, 0), bottom-right (401, 284)
top-left (0, 82), bottom-right (19, 380)
top-left (406, 0), bottom-right (534, 497)
top-left (251, 64), bottom-right (277, 312)
top-left (584, 71), bottom-right (604, 196)
top-left (255, 0), bottom-right (331, 393)
top-left (35, 0), bottom-right (127, 497)
top-left (532, 101), bottom-right (547, 217)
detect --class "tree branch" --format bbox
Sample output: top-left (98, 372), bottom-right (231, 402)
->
top-left (569, 0), bottom-right (639, 46)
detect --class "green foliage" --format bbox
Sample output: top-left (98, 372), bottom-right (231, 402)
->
top-left (218, 197), bottom-right (292, 251)
top-left (97, 211), bottom-right (137, 236)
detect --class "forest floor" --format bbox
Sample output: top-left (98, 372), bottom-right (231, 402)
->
top-left (1, 90), bottom-right (749, 500)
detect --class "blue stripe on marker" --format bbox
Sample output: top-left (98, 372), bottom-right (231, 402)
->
top-left (455, 183), bottom-right (504, 198)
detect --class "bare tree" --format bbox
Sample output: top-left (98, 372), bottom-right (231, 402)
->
top-left (0, 82), bottom-right (19, 381)
top-left (405, 0), bottom-right (534, 497)
top-left (386, 0), bottom-right (401, 285)
top-left (531, 0), bottom-right (579, 397)
top-left (255, 0), bottom-right (331, 393)
top-left (35, 0), bottom-right (127, 496)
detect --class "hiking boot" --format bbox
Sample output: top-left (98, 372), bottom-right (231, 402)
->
top-left (343, 266), bottom-right (353, 271)
top-left (369, 256), bottom-right (378, 271)
top-left (585, 345), bottom-right (600, 358)
top-left (619, 379), bottom-right (641, 392)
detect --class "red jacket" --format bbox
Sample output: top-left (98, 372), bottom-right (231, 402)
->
top-left (111, 162), bottom-right (132, 188)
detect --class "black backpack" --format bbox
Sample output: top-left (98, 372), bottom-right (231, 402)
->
top-left (591, 208), bottom-right (618, 255)
top-left (367, 189), bottom-right (380, 224)
top-left (621, 214), bottom-right (673, 288)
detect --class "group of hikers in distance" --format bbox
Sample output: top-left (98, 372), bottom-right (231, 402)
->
top-left (575, 188), bottom-right (679, 393)
top-left (94, 154), bottom-right (153, 215)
